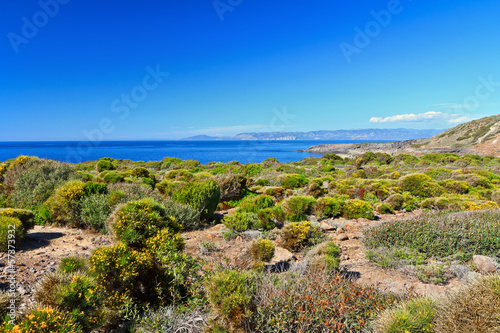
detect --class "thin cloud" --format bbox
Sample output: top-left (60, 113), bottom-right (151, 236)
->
top-left (369, 111), bottom-right (464, 124)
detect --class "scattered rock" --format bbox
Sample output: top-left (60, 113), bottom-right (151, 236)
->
top-left (270, 247), bottom-right (296, 264)
top-left (473, 255), bottom-right (497, 273)
top-left (241, 230), bottom-right (263, 240)
top-left (75, 236), bottom-right (83, 241)
top-left (338, 235), bottom-right (349, 241)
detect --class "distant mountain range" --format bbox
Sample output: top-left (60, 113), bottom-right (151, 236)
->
top-left (182, 129), bottom-right (442, 141)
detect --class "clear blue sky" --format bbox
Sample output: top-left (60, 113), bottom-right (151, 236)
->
top-left (1, 0), bottom-right (500, 140)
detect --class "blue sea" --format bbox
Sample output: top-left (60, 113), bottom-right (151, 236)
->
top-left (0, 140), bottom-right (381, 165)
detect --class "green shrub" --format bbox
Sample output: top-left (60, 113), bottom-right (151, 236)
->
top-left (102, 171), bottom-right (124, 183)
top-left (107, 199), bottom-right (182, 250)
top-left (0, 216), bottom-right (24, 252)
top-left (250, 239), bottom-right (275, 262)
top-left (83, 181), bottom-right (108, 196)
top-left (223, 211), bottom-right (259, 232)
top-left (160, 156), bottom-right (182, 170)
top-left (366, 247), bottom-right (427, 269)
top-left (239, 195), bottom-right (274, 213)
top-left (172, 179), bottom-right (220, 220)
top-left (342, 199), bottom-right (375, 219)
top-left (54, 273), bottom-right (104, 331)
top-left (1, 307), bottom-right (82, 332)
top-left (156, 180), bottom-right (184, 197)
top-left (206, 270), bottom-right (255, 326)
top-left (305, 181), bottom-right (326, 198)
top-left (59, 256), bottom-right (87, 273)
top-left (255, 207), bottom-right (284, 230)
top-left (278, 174), bottom-right (308, 189)
top-left (0, 208), bottom-right (35, 231)
top-left (314, 197), bottom-right (341, 219)
top-left (132, 167), bottom-right (150, 178)
top-left (8, 159), bottom-right (79, 209)
top-left (373, 297), bottom-right (436, 333)
top-left (280, 221), bottom-right (324, 252)
top-left (216, 174), bottom-right (247, 201)
top-left (48, 180), bottom-right (86, 225)
top-left (439, 179), bottom-right (470, 194)
top-left (281, 196), bottom-right (317, 222)
top-left (375, 203), bottom-right (395, 215)
top-left (385, 193), bottom-right (404, 210)
top-left (79, 194), bottom-right (111, 232)
top-left (255, 178), bottom-right (270, 186)
top-left (398, 173), bottom-right (444, 198)
top-left (305, 241), bottom-right (341, 271)
top-left (96, 158), bottom-right (115, 172)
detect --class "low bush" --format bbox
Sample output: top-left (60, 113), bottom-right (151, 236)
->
top-left (278, 174), bottom-right (308, 189)
top-left (1, 307), bottom-right (82, 332)
top-left (216, 174), bottom-right (247, 201)
top-left (59, 256), bottom-right (87, 274)
top-left (102, 171), bottom-right (124, 183)
top-left (79, 194), bottom-right (111, 232)
top-left (439, 179), bottom-right (470, 194)
top-left (5, 159), bottom-right (79, 209)
top-left (342, 199), bottom-right (375, 219)
top-left (281, 196), bottom-right (317, 222)
top-left (250, 239), bottom-right (275, 262)
top-left (54, 273), bottom-right (105, 331)
top-left (398, 173), bottom-right (444, 198)
top-left (255, 207), bottom-right (284, 229)
top-left (96, 158), bottom-right (115, 172)
top-left (314, 197), bottom-right (341, 219)
top-left (0, 216), bottom-right (24, 252)
top-left (223, 211), bottom-right (259, 232)
top-left (280, 221), bottom-right (324, 252)
top-left (375, 203), bottom-right (395, 215)
top-left (385, 194), bottom-right (404, 211)
top-left (206, 270), bottom-right (255, 327)
top-left (89, 243), bottom-right (169, 309)
top-left (156, 180), bottom-right (184, 197)
top-left (305, 241), bottom-right (341, 271)
top-left (0, 208), bottom-right (35, 231)
top-left (238, 195), bottom-right (274, 213)
top-left (132, 305), bottom-right (208, 333)
top-left (83, 181), bottom-right (108, 196)
top-left (172, 179), bottom-right (220, 221)
top-left (372, 297), bottom-right (436, 333)
top-left (305, 181), bottom-right (326, 198)
top-left (106, 199), bottom-right (182, 250)
top-left (48, 180), bottom-right (86, 225)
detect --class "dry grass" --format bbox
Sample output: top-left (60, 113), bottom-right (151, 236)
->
top-left (433, 275), bottom-right (500, 333)
top-left (33, 271), bottom-right (71, 308)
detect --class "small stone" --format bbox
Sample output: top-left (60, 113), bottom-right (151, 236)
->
top-left (82, 247), bottom-right (88, 251)
top-left (338, 235), bottom-right (349, 241)
top-left (473, 255), bottom-right (497, 273)
top-left (75, 236), bottom-right (83, 240)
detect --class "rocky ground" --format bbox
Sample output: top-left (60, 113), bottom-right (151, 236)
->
top-left (0, 225), bottom-right (112, 312)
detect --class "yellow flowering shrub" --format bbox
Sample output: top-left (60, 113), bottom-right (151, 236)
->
top-left (89, 243), bottom-right (168, 309)
top-left (1, 307), bottom-right (82, 332)
top-left (280, 221), bottom-right (324, 252)
top-left (0, 216), bottom-right (24, 252)
top-left (342, 199), bottom-right (375, 220)
top-left (48, 180), bottom-right (86, 225)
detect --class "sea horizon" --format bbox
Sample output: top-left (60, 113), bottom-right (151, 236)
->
top-left (0, 140), bottom-right (393, 164)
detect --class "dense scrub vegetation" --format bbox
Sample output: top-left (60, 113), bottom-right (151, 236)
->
top-left (1, 152), bottom-right (500, 332)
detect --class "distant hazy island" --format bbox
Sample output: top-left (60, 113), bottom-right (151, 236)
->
top-left (182, 128), bottom-right (442, 141)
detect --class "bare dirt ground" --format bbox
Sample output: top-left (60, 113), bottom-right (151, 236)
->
top-left (2, 211), bottom-right (466, 312)
top-left (0, 225), bottom-right (112, 311)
